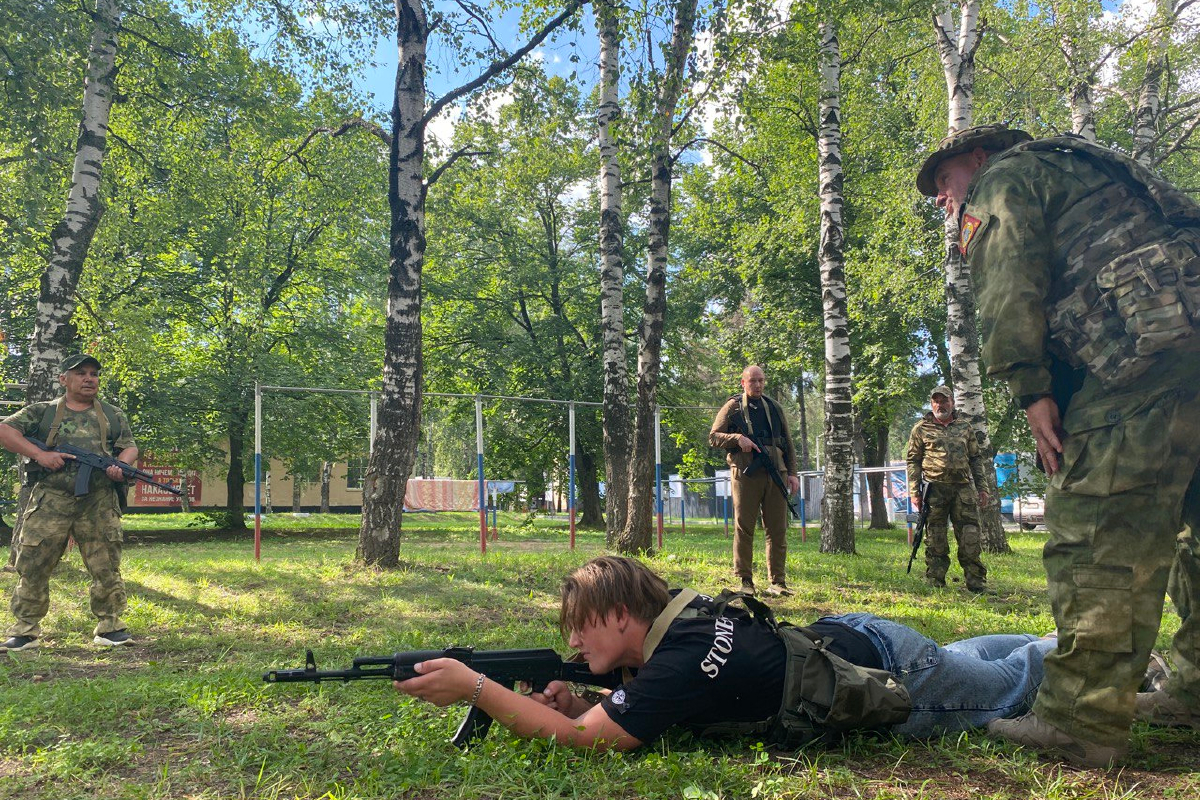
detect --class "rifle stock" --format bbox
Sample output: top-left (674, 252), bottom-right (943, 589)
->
top-left (264, 647), bottom-right (621, 749)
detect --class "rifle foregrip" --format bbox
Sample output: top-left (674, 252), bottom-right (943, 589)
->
top-left (451, 705), bottom-right (494, 749)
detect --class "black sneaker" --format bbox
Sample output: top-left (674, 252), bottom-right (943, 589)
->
top-left (93, 630), bottom-right (134, 647)
top-left (0, 635), bottom-right (39, 652)
top-left (739, 579), bottom-right (757, 597)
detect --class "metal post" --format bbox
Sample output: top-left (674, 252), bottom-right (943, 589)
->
top-left (655, 406), bottom-right (664, 549)
top-left (905, 466), bottom-right (914, 546)
top-left (568, 401), bottom-right (576, 550)
top-left (679, 474), bottom-right (686, 538)
top-left (254, 382), bottom-right (262, 561)
top-left (800, 475), bottom-right (807, 543)
top-left (476, 395), bottom-right (486, 554)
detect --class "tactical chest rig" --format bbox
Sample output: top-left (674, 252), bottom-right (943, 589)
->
top-left (644, 590), bottom-right (911, 748)
top-left (987, 137), bottom-right (1200, 389)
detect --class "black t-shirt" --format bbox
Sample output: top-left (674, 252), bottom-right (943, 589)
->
top-left (598, 594), bottom-right (885, 743)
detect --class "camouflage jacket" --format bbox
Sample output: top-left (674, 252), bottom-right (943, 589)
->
top-left (2, 400), bottom-right (134, 494)
top-left (960, 136), bottom-right (1200, 400)
top-left (906, 413), bottom-right (986, 496)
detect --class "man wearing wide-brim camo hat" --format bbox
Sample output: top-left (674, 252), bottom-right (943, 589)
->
top-left (916, 122), bottom-right (1200, 767)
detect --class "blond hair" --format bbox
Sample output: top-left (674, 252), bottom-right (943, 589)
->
top-left (559, 556), bottom-right (671, 637)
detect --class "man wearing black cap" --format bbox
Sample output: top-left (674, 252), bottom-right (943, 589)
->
top-left (917, 125), bottom-right (1200, 766)
top-left (0, 354), bottom-right (138, 651)
top-left (905, 384), bottom-right (989, 592)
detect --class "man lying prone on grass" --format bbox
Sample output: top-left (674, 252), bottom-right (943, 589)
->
top-left (393, 556), bottom-right (1070, 751)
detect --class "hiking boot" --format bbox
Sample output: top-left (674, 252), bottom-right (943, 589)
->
top-left (93, 630), bottom-right (134, 647)
top-left (739, 579), bottom-right (757, 597)
top-left (764, 582), bottom-right (793, 597)
top-left (0, 635), bottom-right (39, 652)
top-left (1136, 689), bottom-right (1200, 729)
top-left (925, 576), bottom-right (946, 588)
top-left (1140, 650), bottom-right (1170, 694)
top-left (987, 712), bottom-right (1126, 768)
top-left (966, 581), bottom-right (988, 594)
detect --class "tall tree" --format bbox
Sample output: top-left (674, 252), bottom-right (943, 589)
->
top-left (594, 0), bottom-right (633, 544)
top-left (932, 0), bottom-right (1008, 553)
top-left (618, 0), bottom-right (700, 553)
top-left (358, 0), bottom-right (585, 566)
top-left (816, 20), bottom-right (855, 554)
top-left (24, 0), bottom-right (120, 402)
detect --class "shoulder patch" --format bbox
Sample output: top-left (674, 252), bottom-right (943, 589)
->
top-left (958, 210), bottom-right (992, 257)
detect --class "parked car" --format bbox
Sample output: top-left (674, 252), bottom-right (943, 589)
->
top-left (1012, 496), bottom-right (1045, 530)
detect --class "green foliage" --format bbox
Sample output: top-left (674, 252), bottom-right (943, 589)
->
top-left (0, 516), bottom-right (1194, 798)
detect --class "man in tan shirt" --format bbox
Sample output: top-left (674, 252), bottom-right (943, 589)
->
top-left (710, 366), bottom-right (800, 596)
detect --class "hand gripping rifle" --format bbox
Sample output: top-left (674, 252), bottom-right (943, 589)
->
top-left (264, 647), bottom-right (623, 748)
top-left (739, 433), bottom-right (802, 521)
top-left (905, 481), bottom-right (932, 574)
top-left (25, 436), bottom-right (182, 497)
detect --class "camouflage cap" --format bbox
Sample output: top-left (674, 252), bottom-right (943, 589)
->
top-left (930, 384), bottom-right (953, 399)
top-left (60, 353), bottom-right (101, 372)
top-left (916, 123), bottom-right (1032, 197)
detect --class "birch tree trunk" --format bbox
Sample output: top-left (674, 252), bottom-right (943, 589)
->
top-left (25, 0), bottom-right (120, 400)
top-left (933, 1), bottom-right (1009, 553)
top-left (595, 0), bottom-right (632, 545)
top-left (1063, 32), bottom-right (1097, 141)
top-left (816, 22), bottom-right (855, 555)
top-left (619, 0), bottom-right (698, 554)
top-left (358, 0), bottom-right (428, 568)
top-left (357, 0), bottom-right (582, 566)
top-left (1133, 0), bottom-right (1172, 166)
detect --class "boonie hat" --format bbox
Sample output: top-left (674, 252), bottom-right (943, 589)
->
top-left (916, 123), bottom-right (1032, 197)
top-left (930, 384), bottom-right (953, 399)
top-left (60, 353), bottom-right (101, 372)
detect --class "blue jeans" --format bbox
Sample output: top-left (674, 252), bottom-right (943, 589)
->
top-left (823, 613), bottom-right (1056, 737)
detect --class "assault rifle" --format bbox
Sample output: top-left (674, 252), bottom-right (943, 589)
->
top-left (905, 481), bottom-right (932, 574)
top-left (741, 434), bottom-right (802, 521)
top-left (24, 436), bottom-right (182, 497)
top-left (264, 647), bottom-right (623, 748)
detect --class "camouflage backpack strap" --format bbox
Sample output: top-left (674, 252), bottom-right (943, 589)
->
top-left (37, 398), bottom-right (67, 447)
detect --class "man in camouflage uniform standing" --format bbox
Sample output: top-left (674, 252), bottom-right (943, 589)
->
top-left (917, 124), bottom-right (1200, 766)
top-left (905, 385), bottom-right (989, 592)
top-left (710, 365), bottom-right (801, 597)
top-left (0, 354), bottom-right (138, 651)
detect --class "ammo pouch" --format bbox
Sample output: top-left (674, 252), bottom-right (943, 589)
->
top-left (677, 591), bottom-right (911, 748)
top-left (1048, 236), bottom-right (1200, 389)
top-left (766, 623), bottom-right (911, 747)
top-left (1003, 136), bottom-right (1200, 390)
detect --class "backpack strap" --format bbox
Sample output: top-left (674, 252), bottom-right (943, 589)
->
top-left (94, 400), bottom-right (108, 450)
top-left (38, 398), bottom-right (67, 446)
top-left (642, 589), bottom-right (699, 662)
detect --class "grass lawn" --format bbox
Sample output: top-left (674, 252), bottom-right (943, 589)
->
top-left (0, 513), bottom-right (1195, 799)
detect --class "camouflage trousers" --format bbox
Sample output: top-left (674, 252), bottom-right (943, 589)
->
top-left (731, 467), bottom-right (789, 585)
top-left (1169, 529), bottom-right (1198, 622)
top-left (8, 484), bottom-right (127, 639)
top-left (1035, 384), bottom-right (1200, 747)
top-left (923, 481), bottom-right (986, 590)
